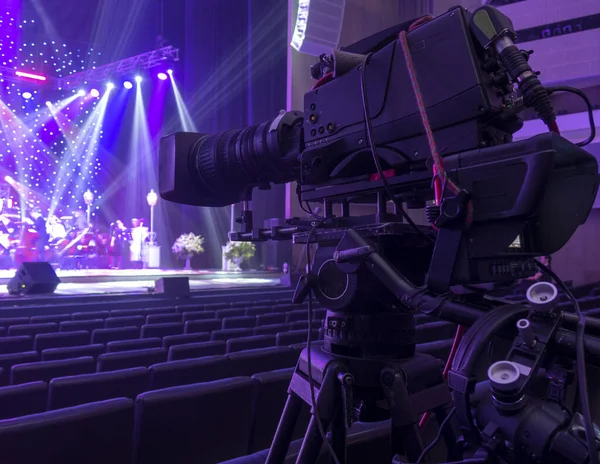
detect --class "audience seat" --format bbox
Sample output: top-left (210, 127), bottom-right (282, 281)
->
top-left (0, 317), bottom-right (30, 328)
top-left (48, 367), bottom-right (150, 410)
top-left (211, 328), bottom-right (255, 341)
top-left (97, 348), bottom-right (167, 372)
top-left (222, 316), bottom-right (256, 329)
top-left (60, 319), bottom-right (104, 333)
top-left (148, 355), bottom-right (231, 390)
top-left (167, 341), bottom-right (227, 361)
top-left (204, 303), bottom-right (231, 311)
top-left (111, 307), bottom-right (176, 318)
top-left (285, 310), bottom-right (308, 323)
top-left (91, 327), bottom-right (140, 345)
top-left (217, 308), bottom-right (247, 319)
top-left (415, 321), bottom-right (457, 344)
top-left (146, 314), bottom-right (181, 324)
top-left (185, 319), bottom-right (222, 334)
top-left (0, 352), bottom-right (39, 385)
top-left (134, 377), bottom-right (256, 464)
top-left (11, 356), bottom-right (96, 385)
top-left (245, 306), bottom-right (272, 316)
top-left (226, 335), bottom-right (276, 353)
top-left (276, 330), bottom-right (319, 347)
top-left (105, 316), bottom-right (146, 328)
top-left (8, 322), bottom-right (58, 337)
top-left (34, 331), bottom-right (90, 351)
top-left (141, 323), bottom-right (184, 339)
top-left (257, 313), bottom-right (287, 326)
top-left (106, 338), bottom-right (162, 353)
top-left (0, 381), bottom-right (48, 420)
top-left (71, 311), bottom-right (110, 321)
top-left (0, 336), bottom-right (34, 355)
top-left (31, 314), bottom-right (71, 324)
top-left (227, 347), bottom-right (298, 377)
top-left (162, 333), bottom-right (210, 351)
top-left (182, 311), bottom-right (216, 322)
top-left (254, 324), bottom-right (289, 336)
top-left (416, 339), bottom-right (454, 361)
top-left (42, 344), bottom-right (105, 361)
top-left (0, 398), bottom-right (134, 464)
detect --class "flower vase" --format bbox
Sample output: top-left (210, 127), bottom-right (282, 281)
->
top-left (232, 256), bottom-right (244, 271)
top-left (183, 255), bottom-right (192, 271)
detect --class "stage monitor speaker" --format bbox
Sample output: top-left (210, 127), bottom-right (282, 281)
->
top-left (154, 277), bottom-right (190, 297)
top-left (7, 262), bottom-right (61, 296)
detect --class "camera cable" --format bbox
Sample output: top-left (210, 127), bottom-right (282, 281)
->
top-left (546, 86), bottom-right (596, 147)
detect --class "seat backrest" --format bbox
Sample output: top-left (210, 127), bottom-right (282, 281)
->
top-left (216, 308), bottom-right (247, 319)
top-left (181, 311), bottom-right (216, 322)
top-left (0, 317), bottom-right (30, 328)
top-left (148, 355), bottom-right (230, 390)
top-left (0, 335), bottom-right (34, 355)
top-left (226, 335), bottom-right (276, 354)
top-left (146, 314), bottom-right (181, 324)
top-left (60, 319), bottom-right (104, 333)
top-left (0, 351), bottom-right (39, 385)
top-left (276, 329), bottom-right (319, 347)
top-left (134, 377), bottom-right (255, 464)
top-left (285, 310), bottom-right (308, 323)
top-left (71, 311), bottom-right (110, 321)
top-left (11, 356), bottom-right (96, 385)
top-left (42, 344), bottom-right (105, 361)
top-left (222, 316), bottom-right (257, 330)
top-left (48, 367), bottom-right (150, 410)
top-left (256, 313), bottom-right (287, 326)
top-left (162, 332), bottom-right (210, 351)
top-left (91, 327), bottom-right (140, 345)
top-left (175, 304), bottom-right (203, 314)
top-left (0, 381), bottom-right (48, 420)
top-left (167, 341), bottom-right (226, 361)
top-left (203, 303), bottom-right (230, 311)
top-left (184, 318), bottom-right (222, 334)
top-left (8, 322), bottom-right (58, 337)
top-left (105, 316), bottom-right (146, 328)
top-left (245, 306), bottom-right (272, 316)
top-left (140, 323), bottom-right (184, 339)
top-left (34, 331), bottom-right (90, 351)
top-left (253, 323), bottom-right (290, 336)
top-left (0, 398), bottom-right (134, 464)
top-left (107, 338), bottom-right (162, 353)
top-left (111, 307), bottom-right (176, 318)
top-left (227, 347), bottom-right (298, 377)
top-left (415, 339), bottom-right (454, 361)
top-left (31, 314), bottom-right (71, 324)
top-left (210, 328), bottom-right (255, 342)
top-left (97, 348), bottom-right (167, 372)
top-left (249, 368), bottom-right (310, 453)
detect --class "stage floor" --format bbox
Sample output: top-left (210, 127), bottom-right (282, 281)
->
top-left (0, 269), bottom-right (283, 297)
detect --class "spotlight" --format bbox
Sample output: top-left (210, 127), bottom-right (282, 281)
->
top-left (90, 88), bottom-right (100, 98)
top-left (167, 69), bottom-right (173, 75)
top-left (45, 101), bottom-right (51, 106)
top-left (123, 81), bottom-right (133, 89)
top-left (157, 72), bottom-right (168, 81)
top-left (135, 75), bottom-right (142, 83)
top-left (22, 92), bottom-right (32, 99)
top-left (77, 90), bottom-right (85, 97)
top-left (106, 82), bottom-right (115, 90)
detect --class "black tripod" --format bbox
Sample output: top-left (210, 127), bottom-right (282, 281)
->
top-left (266, 333), bottom-right (457, 464)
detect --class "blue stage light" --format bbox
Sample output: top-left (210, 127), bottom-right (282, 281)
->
top-left (123, 81), bottom-right (133, 89)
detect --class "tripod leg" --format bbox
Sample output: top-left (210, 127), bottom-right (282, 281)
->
top-left (296, 415), bottom-right (331, 464)
top-left (433, 405), bottom-right (461, 461)
top-left (381, 368), bottom-right (424, 462)
top-left (266, 392), bottom-right (305, 464)
top-left (330, 407), bottom-right (347, 464)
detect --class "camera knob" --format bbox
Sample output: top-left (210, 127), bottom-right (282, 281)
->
top-left (526, 281), bottom-right (558, 311)
top-left (488, 360), bottom-right (521, 395)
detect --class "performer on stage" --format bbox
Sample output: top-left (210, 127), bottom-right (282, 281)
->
top-left (129, 218), bottom-right (148, 269)
top-left (30, 207), bottom-right (49, 261)
top-left (73, 210), bottom-right (88, 231)
top-left (109, 220), bottom-right (129, 269)
top-left (47, 215), bottom-right (67, 242)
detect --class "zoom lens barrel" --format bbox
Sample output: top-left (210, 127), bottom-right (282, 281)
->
top-left (159, 110), bottom-right (304, 207)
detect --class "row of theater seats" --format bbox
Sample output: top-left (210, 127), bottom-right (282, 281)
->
top-left (0, 298), bottom-right (458, 463)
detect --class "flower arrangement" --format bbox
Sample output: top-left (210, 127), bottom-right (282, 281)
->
top-left (172, 233), bottom-right (205, 259)
top-left (223, 241), bottom-right (256, 261)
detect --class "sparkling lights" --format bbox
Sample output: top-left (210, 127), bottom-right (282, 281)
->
top-left (157, 72), bottom-right (168, 81)
top-left (21, 92), bottom-right (32, 99)
top-left (90, 89), bottom-right (100, 98)
top-left (123, 81), bottom-right (133, 89)
top-left (135, 75), bottom-right (143, 83)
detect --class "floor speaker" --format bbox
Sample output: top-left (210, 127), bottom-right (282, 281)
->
top-left (7, 262), bottom-right (61, 296)
top-left (154, 276), bottom-right (190, 297)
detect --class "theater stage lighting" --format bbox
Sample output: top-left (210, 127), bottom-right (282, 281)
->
top-left (77, 89), bottom-right (86, 97)
top-left (157, 72), bottom-right (168, 81)
top-left (22, 92), bottom-right (32, 99)
top-left (135, 75), bottom-right (142, 83)
top-left (123, 81), bottom-right (133, 89)
top-left (167, 69), bottom-right (173, 75)
top-left (106, 82), bottom-right (115, 90)
top-left (90, 89), bottom-right (100, 98)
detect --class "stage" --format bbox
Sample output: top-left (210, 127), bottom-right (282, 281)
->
top-left (0, 268), bottom-right (284, 298)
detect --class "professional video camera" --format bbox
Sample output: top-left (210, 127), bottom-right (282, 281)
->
top-left (159, 4), bottom-right (600, 464)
